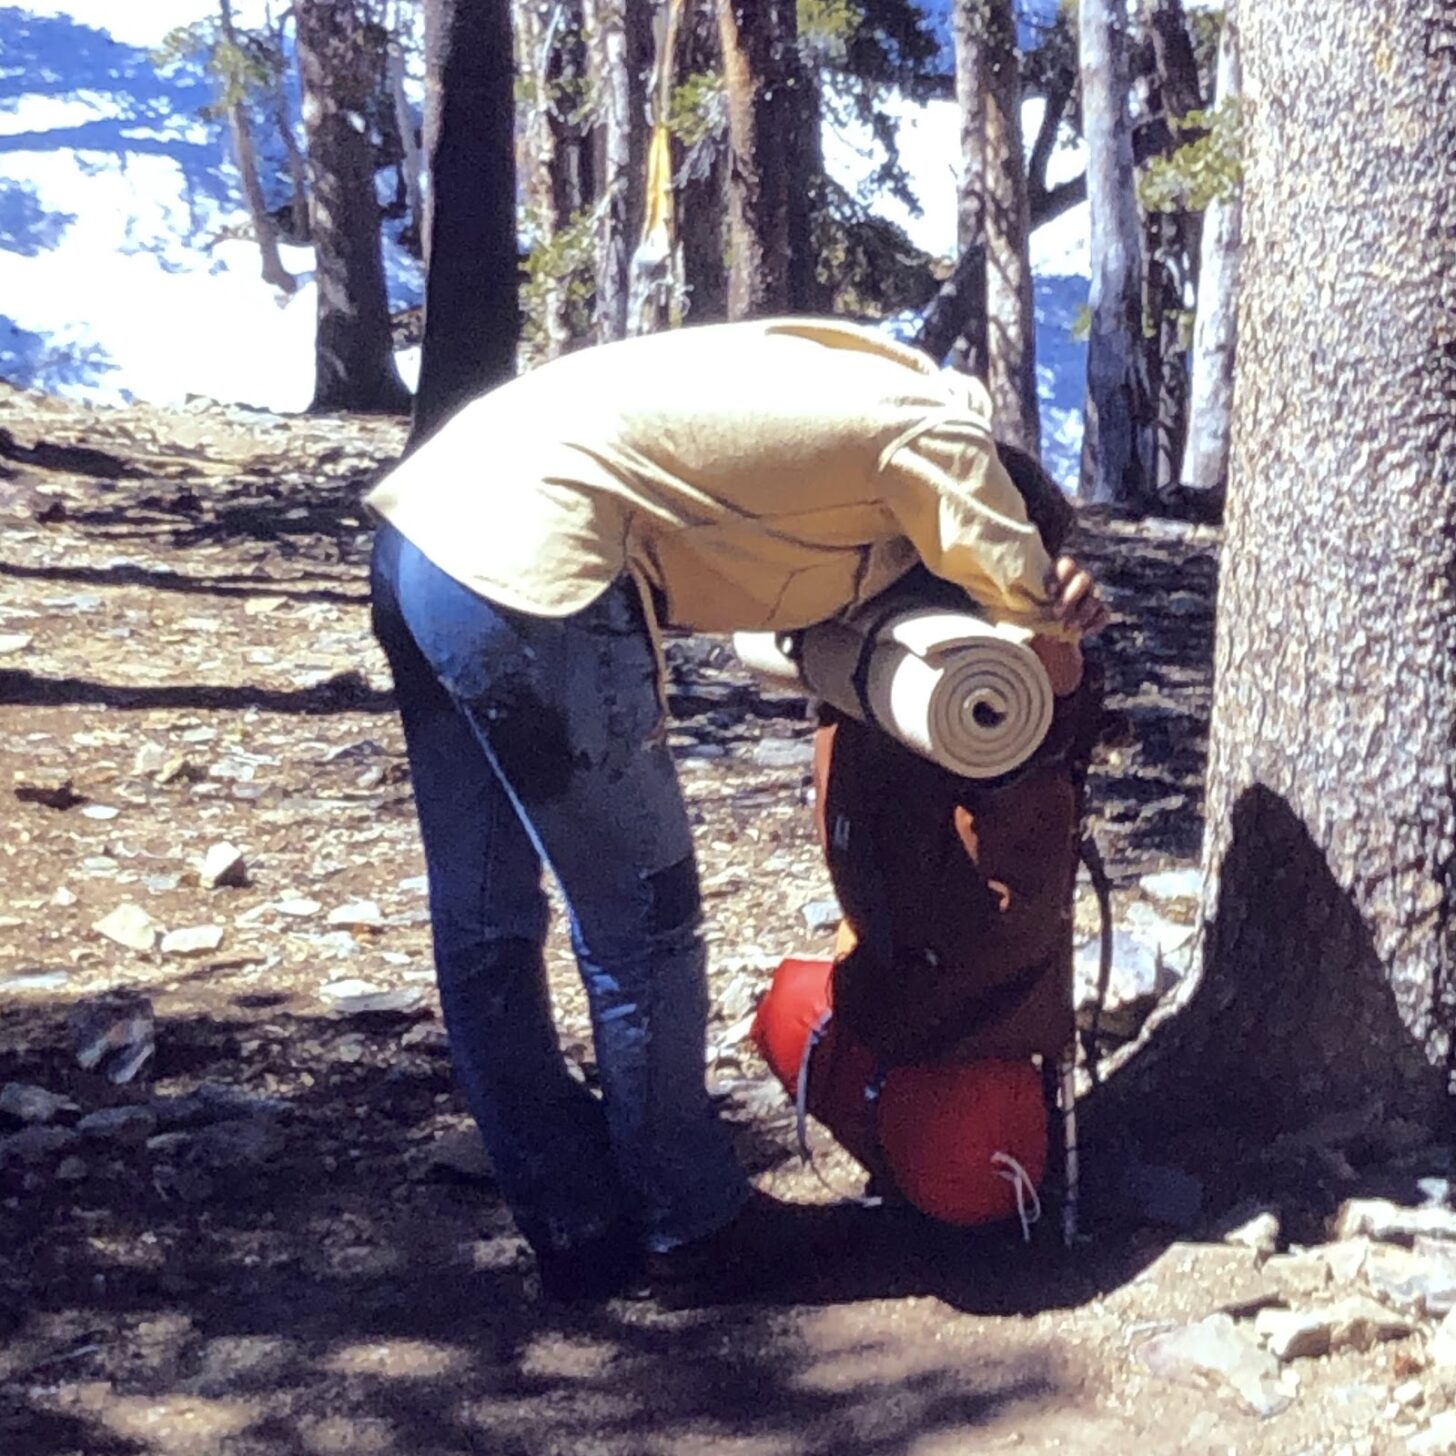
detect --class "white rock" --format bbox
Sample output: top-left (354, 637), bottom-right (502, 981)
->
top-left (1410, 1412), bottom-right (1456, 1455)
top-left (1123, 900), bottom-right (1197, 960)
top-left (1335, 1197), bottom-right (1456, 1246)
top-left (1254, 1297), bottom-right (1413, 1361)
top-left (92, 903), bottom-right (160, 953)
top-left (0, 1082), bottom-right (79, 1124)
top-left (1223, 1209), bottom-right (1281, 1255)
top-left (1138, 866), bottom-right (1204, 903)
top-left (1394, 1378), bottom-right (1426, 1409)
top-left (275, 897), bottom-right (322, 917)
top-left (327, 900), bottom-right (383, 929)
top-left (1430, 1308), bottom-right (1456, 1367)
top-left (0, 632), bottom-right (33, 654)
top-left (199, 841), bottom-right (248, 889)
top-left (132, 742), bottom-right (168, 775)
top-left (51, 885), bottom-right (77, 907)
top-left (80, 804), bottom-right (120, 821)
top-left (1075, 929), bottom-right (1179, 1026)
top-left (160, 925), bottom-right (225, 957)
top-left (1323, 1237), bottom-right (1374, 1285)
top-left (1138, 1312), bottom-right (1294, 1418)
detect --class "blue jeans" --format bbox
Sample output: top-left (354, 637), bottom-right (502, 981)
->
top-left (369, 521), bottom-right (747, 1255)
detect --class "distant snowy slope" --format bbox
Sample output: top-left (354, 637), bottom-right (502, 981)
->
top-left (0, 2), bottom-right (422, 412)
top-left (822, 92), bottom-right (1089, 484)
top-left (0, 2), bottom-right (1088, 478)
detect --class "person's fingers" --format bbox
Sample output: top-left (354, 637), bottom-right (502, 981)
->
top-left (1054, 568), bottom-right (1095, 619)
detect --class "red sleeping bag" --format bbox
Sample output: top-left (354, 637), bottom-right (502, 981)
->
top-left (750, 955), bottom-right (1047, 1228)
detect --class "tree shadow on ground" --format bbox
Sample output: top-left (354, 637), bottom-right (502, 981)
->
top-left (1081, 784), bottom-right (1454, 1248)
top-left (1, 996), bottom-right (1083, 1456)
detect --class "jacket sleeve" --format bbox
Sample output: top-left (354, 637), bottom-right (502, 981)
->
top-left (878, 413), bottom-right (1071, 637)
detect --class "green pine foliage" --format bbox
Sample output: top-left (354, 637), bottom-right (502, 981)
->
top-left (1138, 96), bottom-right (1245, 214)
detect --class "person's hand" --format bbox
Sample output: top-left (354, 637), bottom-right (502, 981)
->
top-left (1048, 556), bottom-right (1110, 637)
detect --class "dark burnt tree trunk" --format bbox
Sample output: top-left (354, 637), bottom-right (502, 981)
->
top-left (676, 0), bottom-right (728, 324)
top-left (548, 1), bottom-right (595, 228)
top-left (1181, 9), bottom-right (1241, 497)
top-left (1104, 0), bottom-right (1456, 1146)
top-left (948, 0), bottom-right (988, 376)
top-left (296, 0), bottom-right (410, 413)
top-left (717, 0), bottom-right (802, 318)
top-left (1140, 0), bottom-right (1203, 491)
top-left (1078, 0), bottom-right (1153, 506)
top-left (409, 0), bottom-right (518, 446)
top-left (984, 0), bottom-right (1040, 455)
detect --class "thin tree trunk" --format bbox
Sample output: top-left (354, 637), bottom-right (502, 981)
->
top-left (717, 0), bottom-right (798, 319)
top-left (518, 0), bottom-right (568, 355)
top-left (1141, 0), bottom-right (1203, 492)
top-left (1078, 0), bottom-right (1153, 507)
top-left (386, 22), bottom-right (424, 253)
top-left (589, 0), bottom-right (651, 342)
top-left (220, 0), bottom-right (295, 293)
top-left (1181, 11), bottom-right (1241, 495)
top-left (984, 0), bottom-right (1040, 455)
top-left (296, 0), bottom-right (409, 413)
top-left (410, 0), bottom-right (518, 443)
top-left (948, 0), bottom-right (988, 376)
top-left (1100, 0), bottom-right (1456, 1146)
top-left (676, 0), bottom-right (727, 324)
top-left (548, 1), bottom-right (594, 229)
top-left (627, 0), bottom-right (684, 336)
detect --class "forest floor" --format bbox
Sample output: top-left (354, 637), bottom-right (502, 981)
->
top-left (0, 383), bottom-right (1451, 1456)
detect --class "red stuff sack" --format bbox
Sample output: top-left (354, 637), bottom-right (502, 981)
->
top-left (751, 957), bottom-right (1048, 1227)
top-left (878, 1060), bottom-right (1046, 1227)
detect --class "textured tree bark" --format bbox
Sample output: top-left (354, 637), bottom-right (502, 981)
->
top-left (984, 0), bottom-right (1040, 456)
top-left (1180, 11), bottom-right (1241, 496)
top-left (547, 0), bottom-right (594, 231)
top-left (219, 0), bottom-right (295, 293)
top-left (717, 0), bottom-right (798, 318)
top-left (296, 0), bottom-right (409, 413)
top-left (676, 0), bottom-right (727, 324)
top-left (1078, 0), bottom-right (1153, 506)
top-left (410, 0), bottom-right (518, 444)
top-left (1141, 0), bottom-right (1203, 491)
top-left (588, 0), bottom-right (651, 341)
top-left (1103, 0), bottom-right (1456, 1144)
top-left (948, 0), bottom-right (988, 376)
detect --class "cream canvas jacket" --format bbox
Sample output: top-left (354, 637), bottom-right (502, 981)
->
top-left (366, 317), bottom-right (1061, 636)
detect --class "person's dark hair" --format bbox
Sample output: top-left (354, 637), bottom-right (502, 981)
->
top-left (995, 440), bottom-right (1075, 558)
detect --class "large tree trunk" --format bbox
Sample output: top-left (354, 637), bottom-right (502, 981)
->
top-left (983, 0), bottom-right (1040, 456)
top-left (1078, 0), bottom-right (1153, 507)
top-left (717, 0), bottom-right (799, 319)
top-left (1105, 0), bottom-right (1456, 1146)
top-left (410, 0), bottom-right (519, 445)
top-left (220, 0), bottom-right (295, 293)
top-left (296, 0), bottom-right (409, 414)
top-left (948, 0), bottom-right (988, 376)
top-left (1180, 12), bottom-right (1241, 496)
top-left (589, 0), bottom-right (651, 342)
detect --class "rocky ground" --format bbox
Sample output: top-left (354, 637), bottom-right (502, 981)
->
top-left (2, 383), bottom-right (1455, 1456)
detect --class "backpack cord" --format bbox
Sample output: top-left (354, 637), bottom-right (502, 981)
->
top-left (794, 1010), bottom-right (883, 1207)
top-left (1078, 833), bottom-right (1115, 1085)
top-left (991, 1151), bottom-right (1043, 1242)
